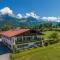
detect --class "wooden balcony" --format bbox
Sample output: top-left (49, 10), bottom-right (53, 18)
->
top-left (15, 36), bottom-right (42, 44)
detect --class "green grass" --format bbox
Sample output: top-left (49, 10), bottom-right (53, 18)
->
top-left (10, 43), bottom-right (60, 60)
top-left (43, 31), bottom-right (60, 39)
top-left (10, 31), bottom-right (60, 60)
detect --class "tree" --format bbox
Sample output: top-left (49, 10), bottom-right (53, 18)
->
top-left (57, 22), bottom-right (60, 27)
top-left (1, 23), bottom-right (13, 31)
top-left (48, 32), bottom-right (59, 44)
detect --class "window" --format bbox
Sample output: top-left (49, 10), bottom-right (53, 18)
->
top-left (16, 37), bottom-right (22, 44)
top-left (26, 36), bottom-right (32, 42)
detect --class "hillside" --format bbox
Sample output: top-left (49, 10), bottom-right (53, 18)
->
top-left (0, 14), bottom-right (44, 28)
top-left (0, 14), bottom-right (59, 28)
top-left (10, 42), bottom-right (60, 60)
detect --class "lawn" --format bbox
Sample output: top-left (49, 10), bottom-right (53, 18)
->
top-left (10, 31), bottom-right (60, 60)
top-left (43, 30), bottom-right (60, 39)
top-left (10, 43), bottom-right (60, 60)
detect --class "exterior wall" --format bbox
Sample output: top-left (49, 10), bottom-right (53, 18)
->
top-left (1, 36), bottom-right (14, 50)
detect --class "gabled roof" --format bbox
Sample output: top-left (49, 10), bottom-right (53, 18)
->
top-left (0, 29), bottom-right (30, 37)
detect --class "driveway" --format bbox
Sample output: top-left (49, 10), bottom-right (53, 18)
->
top-left (0, 53), bottom-right (10, 60)
top-left (0, 42), bottom-right (10, 60)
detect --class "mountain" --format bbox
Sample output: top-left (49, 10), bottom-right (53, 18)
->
top-left (18, 17), bottom-right (40, 27)
top-left (0, 14), bottom-right (20, 27)
top-left (0, 14), bottom-right (58, 28)
top-left (0, 14), bottom-right (44, 27)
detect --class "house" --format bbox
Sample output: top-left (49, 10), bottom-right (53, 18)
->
top-left (0, 29), bottom-right (43, 50)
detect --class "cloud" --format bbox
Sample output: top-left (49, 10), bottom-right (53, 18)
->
top-left (42, 17), bottom-right (58, 22)
top-left (1, 7), bottom-right (60, 22)
top-left (0, 7), bottom-right (13, 15)
top-left (17, 13), bottom-right (23, 19)
top-left (0, 7), bottom-right (40, 19)
top-left (57, 17), bottom-right (60, 22)
top-left (42, 17), bottom-right (48, 20)
top-left (25, 12), bottom-right (40, 19)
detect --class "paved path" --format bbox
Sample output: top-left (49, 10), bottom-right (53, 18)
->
top-left (0, 53), bottom-right (10, 60)
top-left (0, 41), bottom-right (10, 60)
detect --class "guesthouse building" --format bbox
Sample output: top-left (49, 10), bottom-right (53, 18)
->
top-left (0, 29), bottom-right (43, 50)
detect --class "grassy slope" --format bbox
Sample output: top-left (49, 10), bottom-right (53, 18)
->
top-left (11, 43), bottom-right (60, 60)
top-left (10, 31), bottom-right (60, 60)
top-left (43, 31), bottom-right (60, 39)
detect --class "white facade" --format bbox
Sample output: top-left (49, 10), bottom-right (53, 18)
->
top-left (2, 36), bottom-right (15, 50)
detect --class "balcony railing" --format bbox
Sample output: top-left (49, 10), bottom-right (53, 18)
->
top-left (15, 36), bottom-right (42, 44)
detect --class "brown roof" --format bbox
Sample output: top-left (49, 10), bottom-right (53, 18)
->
top-left (0, 29), bottom-right (30, 37)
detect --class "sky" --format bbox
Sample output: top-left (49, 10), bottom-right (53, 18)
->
top-left (0, 0), bottom-right (60, 22)
top-left (0, 0), bottom-right (60, 17)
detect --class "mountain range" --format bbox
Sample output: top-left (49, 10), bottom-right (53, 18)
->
top-left (0, 14), bottom-right (58, 28)
top-left (0, 14), bottom-right (44, 27)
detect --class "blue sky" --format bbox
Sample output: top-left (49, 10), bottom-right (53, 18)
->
top-left (0, 0), bottom-right (60, 17)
